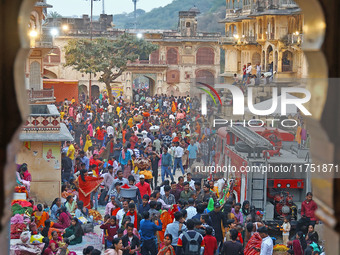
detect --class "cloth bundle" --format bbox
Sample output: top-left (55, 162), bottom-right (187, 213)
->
top-left (11, 214), bottom-right (24, 224)
top-left (10, 223), bottom-right (27, 239)
top-left (11, 203), bottom-right (33, 216)
top-left (88, 209), bottom-right (102, 221)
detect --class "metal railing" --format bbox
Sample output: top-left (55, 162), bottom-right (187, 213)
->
top-left (219, 36), bottom-right (236, 44)
top-left (287, 33), bottom-right (303, 44)
top-left (241, 36), bottom-right (257, 43)
top-left (129, 59), bottom-right (166, 65)
top-left (27, 88), bottom-right (54, 100)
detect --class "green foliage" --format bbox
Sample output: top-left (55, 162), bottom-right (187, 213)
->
top-left (48, 11), bottom-right (62, 18)
top-left (113, 0), bottom-right (226, 32)
top-left (64, 33), bottom-right (158, 84)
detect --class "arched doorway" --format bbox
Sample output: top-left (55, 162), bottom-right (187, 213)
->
top-left (132, 75), bottom-right (156, 99)
top-left (79, 84), bottom-right (88, 102)
top-left (282, 50), bottom-right (293, 72)
top-left (262, 50), bottom-right (265, 70)
top-left (274, 51), bottom-right (279, 72)
top-left (43, 69), bottom-right (57, 79)
top-left (266, 45), bottom-right (273, 72)
top-left (196, 70), bottom-right (215, 86)
top-left (91, 85), bottom-right (100, 99)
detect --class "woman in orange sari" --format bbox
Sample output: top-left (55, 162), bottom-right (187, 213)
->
top-left (78, 169), bottom-right (103, 209)
top-left (33, 204), bottom-right (49, 230)
top-left (171, 101), bottom-right (176, 113)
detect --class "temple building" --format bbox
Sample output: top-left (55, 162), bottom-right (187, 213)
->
top-left (42, 7), bottom-right (221, 101)
top-left (219, 0), bottom-right (307, 79)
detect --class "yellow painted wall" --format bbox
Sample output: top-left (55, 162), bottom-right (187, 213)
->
top-left (16, 141), bottom-right (61, 203)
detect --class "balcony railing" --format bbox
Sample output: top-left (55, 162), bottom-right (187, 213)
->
top-left (27, 88), bottom-right (54, 100)
top-left (287, 33), bottom-right (303, 44)
top-left (219, 37), bottom-right (236, 44)
top-left (35, 28), bottom-right (54, 47)
top-left (241, 36), bottom-right (257, 44)
top-left (128, 59), bottom-right (167, 65)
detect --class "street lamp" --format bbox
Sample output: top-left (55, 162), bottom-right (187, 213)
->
top-left (62, 24), bottom-right (69, 31)
top-left (137, 33), bottom-right (143, 39)
top-left (50, 28), bottom-right (59, 37)
top-left (29, 30), bottom-right (38, 38)
top-left (29, 29), bottom-right (38, 48)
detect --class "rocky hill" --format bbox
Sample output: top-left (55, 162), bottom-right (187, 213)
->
top-left (112, 0), bottom-right (226, 33)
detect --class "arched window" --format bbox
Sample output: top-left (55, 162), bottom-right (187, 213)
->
top-left (167, 48), bottom-right (178, 65)
top-left (29, 61), bottom-right (41, 90)
top-left (196, 47), bottom-right (215, 65)
top-left (282, 50), bottom-right (293, 72)
top-left (252, 52), bottom-right (261, 65)
top-left (196, 70), bottom-right (214, 85)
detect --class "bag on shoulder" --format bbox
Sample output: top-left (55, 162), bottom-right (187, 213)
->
top-left (183, 231), bottom-right (200, 255)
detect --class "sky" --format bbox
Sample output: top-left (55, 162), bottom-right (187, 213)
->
top-left (46, 0), bottom-right (174, 17)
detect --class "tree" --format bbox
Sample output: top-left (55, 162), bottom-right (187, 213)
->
top-left (64, 33), bottom-right (158, 104)
top-left (48, 11), bottom-right (62, 18)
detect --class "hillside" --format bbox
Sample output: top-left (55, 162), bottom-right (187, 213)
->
top-left (112, 0), bottom-right (226, 33)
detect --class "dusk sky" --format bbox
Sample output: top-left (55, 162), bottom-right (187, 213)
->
top-left (46, 0), bottom-right (174, 17)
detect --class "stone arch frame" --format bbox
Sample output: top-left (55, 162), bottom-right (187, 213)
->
top-left (195, 69), bottom-right (215, 85)
top-left (282, 50), bottom-right (294, 72)
top-left (43, 68), bottom-right (57, 79)
top-left (251, 52), bottom-right (261, 66)
top-left (3, 0), bottom-right (340, 253)
top-left (132, 74), bottom-right (156, 96)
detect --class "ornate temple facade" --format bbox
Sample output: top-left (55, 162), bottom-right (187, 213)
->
top-left (220, 0), bottom-right (307, 79)
top-left (43, 8), bottom-right (221, 101)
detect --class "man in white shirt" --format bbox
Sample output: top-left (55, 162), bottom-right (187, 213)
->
top-left (173, 142), bottom-right (185, 175)
top-left (101, 165), bottom-right (115, 192)
top-left (107, 104), bottom-right (114, 113)
top-left (185, 173), bottom-right (196, 191)
top-left (107, 125), bottom-right (114, 137)
top-left (116, 200), bottom-right (129, 228)
top-left (76, 112), bottom-right (82, 123)
top-left (186, 198), bottom-right (197, 219)
top-left (258, 226), bottom-right (273, 255)
top-left (244, 62), bottom-right (252, 85)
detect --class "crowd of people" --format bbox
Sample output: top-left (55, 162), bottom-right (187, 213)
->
top-left (15, 91), bottom-right (322, 255)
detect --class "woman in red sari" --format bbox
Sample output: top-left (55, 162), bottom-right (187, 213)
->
top-left (244, 232), bottom-right (262, 255)
top-left (78, 169), bottom-right (103, 209)
top-left (158, 234), bottom-right (176, 255)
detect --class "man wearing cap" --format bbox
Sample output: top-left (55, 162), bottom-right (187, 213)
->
top-left (258, 226), bottom-right (273, 255)
top-left (186, 198), bottom-right (197, 219)
top-left (106, 170), bottom-right (128, 201)
top-left (136, 174), bottom-right (151, 198)
top-left (209, 202), bottom-right (227, 252)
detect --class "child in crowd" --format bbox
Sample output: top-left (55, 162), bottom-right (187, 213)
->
top-left (100, 216), bottom-right (118, 248)
top-left (281, 216), bottom-right (291, 246)
top-left (203, 227), bottom-right (217, 255)
top-left (113, 228), bottom-right (124, 239)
